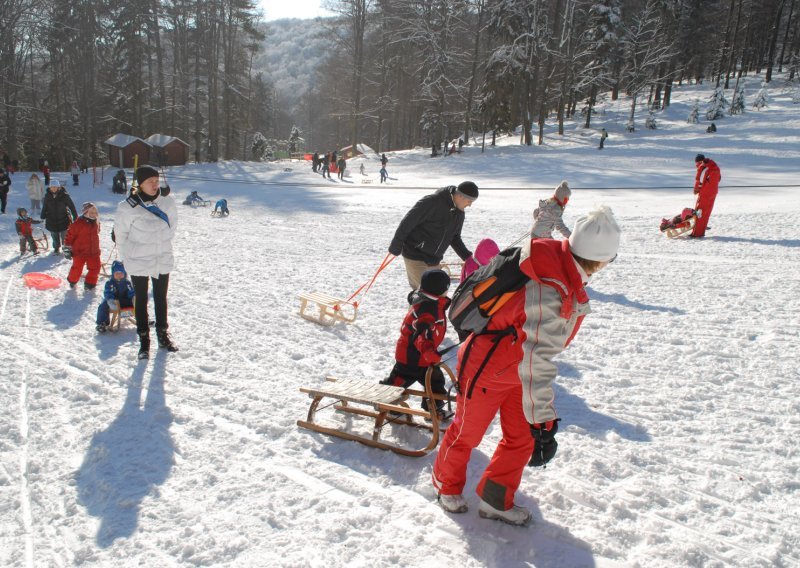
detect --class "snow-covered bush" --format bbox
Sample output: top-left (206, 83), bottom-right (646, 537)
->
top-left (251, 132), bottom-right (269, 162)
top-left (645, 110), bottom-right (657, 130)
top-left (730, 82), bottom-right (745, 114)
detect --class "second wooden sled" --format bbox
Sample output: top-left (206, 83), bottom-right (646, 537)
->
top-left (297, 364), bottom-right (457, 457)
top-left (664, 215), bottom-right (697, 238)
top-left (32, 228), bottom-right (49, 252)
top-left (297, 291), bottom-right (358, 326)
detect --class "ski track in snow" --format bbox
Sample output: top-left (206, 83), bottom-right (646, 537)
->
top-left (1, 79), bottom-right (799, 567)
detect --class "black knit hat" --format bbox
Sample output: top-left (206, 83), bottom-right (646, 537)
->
top-left (694, 153), bottom-right (705, 163)
top-left (420, 269), bottom-right (451, 297)
top-left (456, 181), bottom-right (479, 200)
top-left (136, 165), bottom-right (159, 185)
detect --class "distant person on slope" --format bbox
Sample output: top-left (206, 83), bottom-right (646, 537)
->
top-left (691, 154), bottom-right (721, 238)
top-left (389, 182), bottom-right (478, 290)
top-left (531, 181), bottom-right (572, 239)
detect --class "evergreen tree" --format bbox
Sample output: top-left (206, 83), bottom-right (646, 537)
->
top-left (706, 86), bottom-right (728, 120)
top-left (251, 132), bottom-right (269, 161)
top-left (687, 100), bottom-right (699, 123)
top-left (645, 110), bottom-right (657, 130)
top-left (730, 81), bottom-right (746, 115)
top-left (752, 83), bottom-right (769, 110)
top-left (288, 125), bottom-right (303, 153)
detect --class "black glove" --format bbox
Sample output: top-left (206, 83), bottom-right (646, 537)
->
top-left (62, 247), bottom-right (73, 259)
top-left (529, 419), bottom-right (559, 468)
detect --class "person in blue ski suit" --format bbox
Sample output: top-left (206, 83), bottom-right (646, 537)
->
top-left (96, 260), bottom-right (135, 332)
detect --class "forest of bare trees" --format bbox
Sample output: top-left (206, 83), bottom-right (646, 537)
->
top-left (1, 0), bottom-right (798, 169)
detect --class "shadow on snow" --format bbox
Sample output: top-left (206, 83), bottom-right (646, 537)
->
top-left (76, 353), bottom-right (174, 547)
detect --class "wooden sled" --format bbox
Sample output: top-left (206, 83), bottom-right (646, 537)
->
top-left (440, 262), bottom-right (464, 279)
top-left (32, 228), bottom-right (49, 252)
top-left (664, 215), bottom-right (697, 238)
top-left (298, 291), bottom-right (358, 326)
top-left (109, 306), bottom-right (135, 331)
top-left (297, 364), bottom-right (457, 457)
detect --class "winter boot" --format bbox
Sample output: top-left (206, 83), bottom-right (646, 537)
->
top-left (438, 494), bottom-right (468, 514)
top-left (156, 328), bottom-right (179, 352)
top-left (477, 500), bottom-right (532, 526)
top-left (84, 283), bottom-right (96, 290)
top-left (138, 331), bottom-right (150, 360)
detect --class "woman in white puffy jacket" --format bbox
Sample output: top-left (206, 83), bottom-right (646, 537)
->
top-left (114, 165), bottom-right (178, 360)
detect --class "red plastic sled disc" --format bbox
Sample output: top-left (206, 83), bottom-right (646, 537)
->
top-left (23, 272), bottom-right (63, 290)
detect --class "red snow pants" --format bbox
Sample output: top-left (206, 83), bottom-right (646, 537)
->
top-left (432, 381), bottom-right (534, 511)
top-left (692, 186), bottom-right (718, 237)
top-left (68, 255), bottom-right (101, 286)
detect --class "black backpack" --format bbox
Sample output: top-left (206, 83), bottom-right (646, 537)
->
top-left (448, 247), bottom-right (530, 337)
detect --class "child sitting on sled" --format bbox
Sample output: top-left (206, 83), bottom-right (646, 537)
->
top-left (660, 208), bottom-right (696, 232)
top-left (531, 180), bottom-right (572, 239)
top-left (96, 260), bottom-right (135, 333)
top-left (380, 269), bottom-right (451, 419)
top-left (15, 208), bottom-right (43, 257)
top-left (183, 190), bottom-right (204, 206)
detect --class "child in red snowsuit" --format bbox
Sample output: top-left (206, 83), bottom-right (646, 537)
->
top-left (15, 208), bottom-right (42, 256)
top-left (432, 206), bottom-right (621, 526)
top-left (691, 154), bottom-right (720, 238)
top-left (64, 202), bottom-right (101, 289)
top-left (380, 269), bottom-right (452, 415)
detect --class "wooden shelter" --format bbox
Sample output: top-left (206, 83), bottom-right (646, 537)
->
top-left (105, 134), bottom-right (151, 168)
top-left (145, 134), bottom-right (189, 166)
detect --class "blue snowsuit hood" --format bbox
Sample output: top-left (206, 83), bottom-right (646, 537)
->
top-left (110, 260), bottom-right (127, 277)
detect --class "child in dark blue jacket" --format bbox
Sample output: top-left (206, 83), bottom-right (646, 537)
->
top-left (96, 260), bottom-right (135, 333)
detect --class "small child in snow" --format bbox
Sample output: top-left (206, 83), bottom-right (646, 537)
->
top-left (64, 202), bottom-right (101, 290)
top-left (213, 199), bottom-right (229, 216)
top-left (379, 166), bottom-right (388, 183)
top-left (531, 180), bottom-right (571, 239)
top-left (380, 269), bottom-right (451, 418)
top-left (183, 191), bottom-right (204, 205)
top-left (96, 260), bottom-right (135, 333)
top-left (460, 238), bottom-right (500, 282)
top-left (15, 208), bottom-right (43, 257)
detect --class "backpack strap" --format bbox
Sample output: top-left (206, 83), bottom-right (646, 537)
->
top-left (459, 326), bottom-right (517, 399)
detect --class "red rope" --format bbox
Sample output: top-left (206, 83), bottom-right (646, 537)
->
top-left (345, 253), bottom-right (396, 306)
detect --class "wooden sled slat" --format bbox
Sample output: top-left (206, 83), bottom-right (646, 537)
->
top-left (440, 262), bottom-right (464, 279)
top-left (664, 215), bottom-right (697, 238)
top-left (297, 364), bottom-right (458, 457)
top-left (298, 291), bottom-right (358, 326)
top-left (109, 307), bottom-right (135, 331)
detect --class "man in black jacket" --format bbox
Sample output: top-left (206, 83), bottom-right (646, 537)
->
top-left (389, 181), bottom-right (478, 289)
top-left (0, 168), bottom-right (10, 213)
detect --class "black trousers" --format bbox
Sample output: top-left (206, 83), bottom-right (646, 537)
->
top-left (131, 274), bottom-right (170, 334)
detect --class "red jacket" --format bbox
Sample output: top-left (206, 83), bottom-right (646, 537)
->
top-left (65, 217), bottom-right (101, 257)
top-left (15, 216), bottom-right (40, 237)
top-left (694, 158), bottom-right (721, 194)
top-left (395, 293), bottom-right (450, 368)
top-left (457, 239), bottom-right (589, 424)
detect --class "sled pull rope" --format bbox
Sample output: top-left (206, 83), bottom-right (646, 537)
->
top-left (345, 253), bottom-right (396, 307)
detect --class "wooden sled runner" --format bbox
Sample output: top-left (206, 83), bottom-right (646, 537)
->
top-left (109, 306), bottom-right (135, 331)
top-left (297, 292), bottom-right (358, 326)
top-left (32, 228), bottom-right (49, 252)
top-left (440, 262), bottom-right (464, 279)
top-left (297, 364), bottom-right (457, 457)
top-left (664, 215), bottom-right (697, 238)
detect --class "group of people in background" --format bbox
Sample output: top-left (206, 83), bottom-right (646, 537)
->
top-left (310, 151), bottom-right (390, 182)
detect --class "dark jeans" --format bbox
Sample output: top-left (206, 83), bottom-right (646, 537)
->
top-left (131, 274), bottom-right (170, 334)
top-left (72, 174), bottom-right (79, 185)
top-left (50, 230), bottom-right (67, 252)
top-left (0, 193), bottom-right (6, 213)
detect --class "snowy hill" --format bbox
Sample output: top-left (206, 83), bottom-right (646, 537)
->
top-left (0, 78), bottom-right (798, 567)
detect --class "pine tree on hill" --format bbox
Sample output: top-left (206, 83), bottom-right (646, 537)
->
top-left (687, 100), bottom-right (699, 123)
top-left (730, 82), bottom-right (746, 115)
top-left (706, 86), bottom-right (728, 120)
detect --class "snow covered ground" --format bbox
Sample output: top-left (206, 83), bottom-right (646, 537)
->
top-left (1, 78), bottom-right (799, 568)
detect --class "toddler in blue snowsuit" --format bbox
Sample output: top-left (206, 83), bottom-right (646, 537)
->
top-left (96, 260), bottom-right (135, 333)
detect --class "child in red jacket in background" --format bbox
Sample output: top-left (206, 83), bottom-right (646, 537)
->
top-left (15, 207), bottom-right (43, 257)
top-left (64, 202), bottom-right (101, 289)
top-left (380, 269), bottom-right (452, 418)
